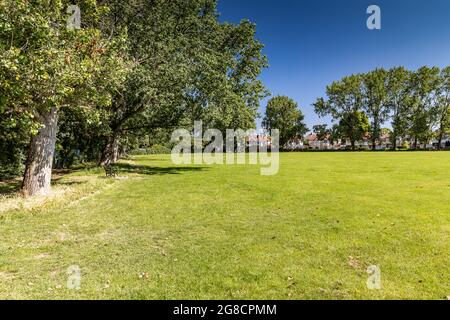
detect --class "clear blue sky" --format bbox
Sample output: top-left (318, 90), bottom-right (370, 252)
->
top-left (217, 0), bottom-right (450, 129)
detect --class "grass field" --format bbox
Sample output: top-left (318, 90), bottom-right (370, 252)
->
top-left (0, 152), bottom-right (449, 299)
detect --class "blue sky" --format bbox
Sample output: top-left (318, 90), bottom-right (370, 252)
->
top-left (217, 0), bottom-right (450, 129)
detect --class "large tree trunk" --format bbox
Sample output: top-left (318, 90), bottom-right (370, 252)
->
top-left (100, 134), bottom-right (119, 166)
top-left (351, 139), bottom-right (356, 151)
top-left (437, 132), bottom-right (443, 151)
top-left (392, 132), bottom-right (397, 150)
top-left (372, 120), bottom-right (379, 151)
top-left (21, 108), bottom-right (58, 197)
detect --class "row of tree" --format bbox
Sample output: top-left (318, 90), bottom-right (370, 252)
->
top-left (314, 67), bottom-right (450, 150)
top-left (262, 67), bottom-right (450, 151)
top-left (0, 0), bottom-right (267, 196)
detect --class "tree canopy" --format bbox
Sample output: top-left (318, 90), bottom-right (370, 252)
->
top-left (314, 66), bottom-right (450, 150)
top-left (0, 0), bottom-right (267, 195)
top-left (262, 96), bottom-right (308, 148)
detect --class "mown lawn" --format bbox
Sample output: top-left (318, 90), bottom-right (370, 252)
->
top-left (0, 152), bottom-right (449, 299)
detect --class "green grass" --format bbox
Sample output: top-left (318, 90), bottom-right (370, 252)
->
top-left (0, 152), bottom-right (449, 299)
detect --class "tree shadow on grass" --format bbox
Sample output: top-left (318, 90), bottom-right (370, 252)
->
top-left (112, 163), bottom-right (208, 176)
top-left (0, 163), bottom-right (206, 196)
top-left (0, 176), bottom-right (85, 196)
top-left (52, 180), bottom-right (87, 187)
top-left (0, 179), bottom-right (22, 195)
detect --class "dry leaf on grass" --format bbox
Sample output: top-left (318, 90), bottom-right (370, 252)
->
top-left (348, 256), bottom-right (360, 269)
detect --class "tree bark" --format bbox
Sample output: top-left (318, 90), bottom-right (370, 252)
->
top-left (21, 108), bottom-right (58, 197)
top-left (100, 134), bottom-right (119, 166)
top-left (351, 139), bottom-right (356, 151)
top-left (372, 119), bottom-right (379, 151)
top-left (437, 132), bottom-right (443, 151)
top-left (392, 132), bottom-right (397, 150)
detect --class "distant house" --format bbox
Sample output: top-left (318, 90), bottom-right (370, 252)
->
top-left (432, 134), bottom-right (450, 150)
top-left (285, 131), bottom-right (450, 151)
top-left (305, 133), bottom-right (335, 150)
top-left (306, 133), bottom-right (319, 149)
top-left (248, 133), bottom-right (272, 149)
top-left (285, 137), bottom-right (305, 150)
top-left (377, 133), bottom-right (391, 150)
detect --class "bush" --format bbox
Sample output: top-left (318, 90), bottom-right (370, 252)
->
top-left (147, 145), bottom-right (172, 154)
top-left (129, 148), bottom-right (148, 155)
top-left (397, 141), bottom-right (409, 150)
top-left (0, 147), bottom-right (26, 180)
top-left (129, 145), bottom-right (172, 155)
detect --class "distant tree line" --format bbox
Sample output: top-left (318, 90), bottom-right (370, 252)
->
top-left (262, 67), bottom-right (450, 151)
top-left (314, 67), bottom-right (450, 151)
